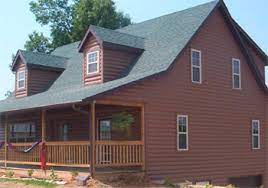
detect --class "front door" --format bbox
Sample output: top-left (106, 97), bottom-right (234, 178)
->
top-left (98, 119), bottom-right (112, 164)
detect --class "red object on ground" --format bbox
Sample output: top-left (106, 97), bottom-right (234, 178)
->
top-left (40, 142), bottom-right (46, 170)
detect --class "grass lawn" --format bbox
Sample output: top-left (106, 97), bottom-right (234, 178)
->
top-left (0, 178), bottom-right (57, 188)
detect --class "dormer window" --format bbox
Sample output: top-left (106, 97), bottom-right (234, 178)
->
top-left (87, 51), bottom-right (99, 75)
top-left (17, 70), bottom-right (25, 90)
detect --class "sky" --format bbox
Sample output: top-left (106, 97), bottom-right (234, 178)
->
top-left (0, 0), bottom-right (267, 100)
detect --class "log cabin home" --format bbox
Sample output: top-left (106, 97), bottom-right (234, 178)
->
top-left (0, 0), bottom-right (267, 186)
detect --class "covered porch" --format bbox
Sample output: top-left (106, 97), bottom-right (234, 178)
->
top-left (0, 100), bottom-right (145, 175)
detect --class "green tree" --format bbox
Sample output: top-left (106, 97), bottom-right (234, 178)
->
top-left (5, 91), bottom-right (12, 98)
top-left (71, 0), bottom-right (131, 41)
top-left (26, 0), bottom-right (132, 53)
top-left (29, 0), bottom-right (73, 48)
top-left (24, 31), bottom-right (53, 53)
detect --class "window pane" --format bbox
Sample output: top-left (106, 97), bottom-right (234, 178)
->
top-left (233, 61), bottom-right (240, 74)
top-left (253, 135), bottom-right (259, 148)
top-left (178, 116), bottom-right (186, 125)
top-left (252, 123), bottom-right (259, 134)
top-left (88, 52), bottom-right (98, 63)
top-left (18, 80), bottom-right (25, 88)
top-left (88, 63), bottom-right (98, 73)
top-left (192, 51), bottom-right (200, 59)
top-left (179, 124), bottom-right (187, 132)
top-left (179, 117), bottom-right (187, 132)
top-left (192, 51), bottom-right (200, 66)
top-left (179, 134), bottom-right (187, 149)
top-left (18, 72), bottom-right (25, 80)
top-left (233, 75), bottom-right (240, 88)
top-left (193, 67), bottom-right (200, 82)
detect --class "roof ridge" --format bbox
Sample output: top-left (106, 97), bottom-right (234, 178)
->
top-left (53, 41), bottom-right (81, 50)
top-left (90, 25), bottom-right (145, 39)
top-left (19, 49), bottom-right (68, 59)
top-left (119, 0), bottom-right (219, 31)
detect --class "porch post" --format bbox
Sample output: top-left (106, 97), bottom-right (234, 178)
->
top-left (141, 105), bottom-right (145, 171)
top-left (4, 113), bottom-right (8, 168)
top-left (90, 101), bottom-right (96, 177)
top-left (41, 110), bottom-right (46, 142)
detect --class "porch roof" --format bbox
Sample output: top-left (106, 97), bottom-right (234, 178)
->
top-left (1, 0), bottom-right (265, 113)
top-left (11, 50), bottom-right (68, 72)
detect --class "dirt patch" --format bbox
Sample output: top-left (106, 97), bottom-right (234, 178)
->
top-left (0, 182), bottom-right (36, 188)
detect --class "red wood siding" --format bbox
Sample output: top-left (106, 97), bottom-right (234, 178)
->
top-left (28, 69), bottom-right (61, 95)
top-left (15, 59), bottom-right (28, 98)
top-left (83, 36), bottom-right (103, 86)
top-left (103, 49), bottom-right (138, 82)
top-left (98, 9), bottom-right (266, 185)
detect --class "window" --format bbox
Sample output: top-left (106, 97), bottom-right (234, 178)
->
top-left (232, 58), bottom-right (241, 89)
top-left (9, 122), bottom-right (36, 142)
top-left (87, 51), bottom-right (99, 75)
top-left (191, 49), bottom-right (202, 83)
top-left (177, 115), bottom-right (188, 150)
top-left (252, 120), bottom-right (260, 149)
top-left (17, 71), bottom-right (25, 90)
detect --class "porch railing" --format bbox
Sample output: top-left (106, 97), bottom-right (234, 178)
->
top-left (0, 141), bottom-right (143, 168)
top-left (95, 141), bottom-right (143, 167)
top-left (46, 141), bottom-right (90, 167)
top-left (5, 143), bottom-right (40, 165)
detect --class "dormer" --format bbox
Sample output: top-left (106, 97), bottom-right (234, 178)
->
top-left (78, 25), bottom-right (144, 86)
top-left (11, 50), bottom-right (67, 98)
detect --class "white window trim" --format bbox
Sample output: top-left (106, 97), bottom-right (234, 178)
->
top-left (232, 58), bottom-right (241, 89)
top-left (86, 51), bottom-right (99, 75)
top-left (252, 120), bottom-right (260, 150)
top-left (191, 49), bottom-right (202, 84)
top-left (17, 70), bottom-right (25, 90)
top-left (177, 115), bottom-right (189, 151)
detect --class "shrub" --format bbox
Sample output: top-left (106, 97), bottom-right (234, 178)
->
top-left (49, 168), bottom-right (58, 181)
top-left (27, 169), bottom-right (34, 177)
top-left (70, 170), bottom-right (79, 179)
top-left (112, 112), bottom-right (134, 131)
top-left (6, 169), bottom-right (14, 178)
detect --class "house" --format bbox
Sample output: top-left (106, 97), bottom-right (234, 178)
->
top-left (0, 0), bottom-right (267, 186)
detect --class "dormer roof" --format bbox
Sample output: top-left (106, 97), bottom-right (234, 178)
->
top-left (78, 25), bottom-right (145, 52)
top-left (11, 50), bottom-right (68, 72)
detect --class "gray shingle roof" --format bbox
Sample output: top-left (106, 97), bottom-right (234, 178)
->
top-left (12, 50), bottom-right (68, 71)
top-left (0, 0), bottom-right (219, 113)
top-left (78, 25), bottom-right (145, 51)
